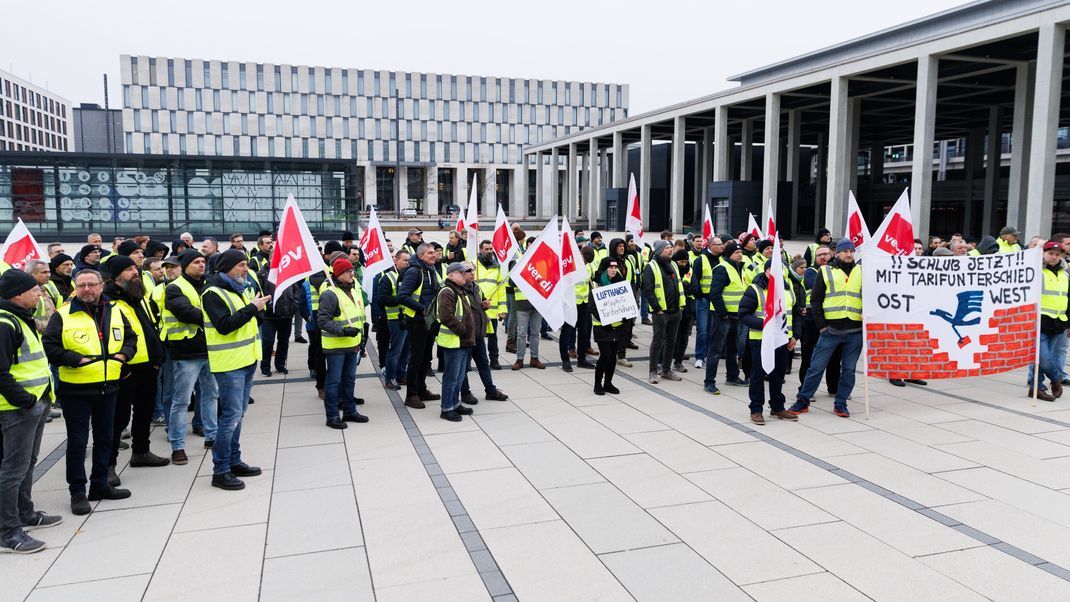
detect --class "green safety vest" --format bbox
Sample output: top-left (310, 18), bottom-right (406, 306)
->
top-left (803, 266), bottom-right (819, 309)
top-left (696, 254), bottom-right (714, 295)
top-left (55, 302), bottom-right (126, 385)
top-left (321, 285), bottom-right (365, 350)
top-left (821, 265), bottom-right (862, 322)
top-left (648, 261), bottom-right (684, 310)
top-left (435, 287), bottom-right (469, 349)
top-left (1042, 269), bottom-right (1069, 321)
top-left (714, 258), bottom-right (746, 314)
top-left (112, 297), bottom-right (153, 365)
top-left (997, 239), bottom-right (1022, 254)
top-left (202, 286), bottom-right (261, 372)
top-left (476, 263), bottom-right (505, 317)
top-left (382, 271), bottom-right (401, 320)
top-left (161, 277), bottom-right (203, 341)
top-left (0, 309), bottom-right (53, 410)
top-left (748, 283), bottom-right (795, 340)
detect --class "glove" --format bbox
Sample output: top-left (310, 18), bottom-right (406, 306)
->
top-left (342, 327), bottom-right (360, 337)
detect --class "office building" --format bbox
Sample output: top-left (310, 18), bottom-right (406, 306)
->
top-left (73, 103), bottom-right (124, 152)
top-left (0, 69), bottom-right (73, 152)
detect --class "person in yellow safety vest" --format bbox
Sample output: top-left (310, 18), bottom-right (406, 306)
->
top-left (670, 250), bottom-right (696, 374)
top-left (690, 235), bottom-right (723, 368)
top-left (803, 228), bottom-right (833, 267)
top-left (24, 260), bottom-right (56, 334)
top-left (738, 258), bottom-right (802, 426)
top-left (589, 259), bottom-right (628, 395)
top-left (798, 246), bottom-right (837, 396)
top-left (704, 241), bottom-right (749, 394)
top-left (48, 253), bottom-right (75, 303)
top-left (162, 250), bottom-right (219, 466)
top-left (201, 249), bottom-right (269, 491)
top-left (459, 260), bottom-right (510, 403)
top-left (317, 257), bottom-right (371, 430)
top-left (558, 245), bottom-right (594, 373)
top-left (43, 269), bottom-right (137, 515)
top-left (642, 240), bottom-right (685, 384)
top-left (150, 256), bottom-right (181, 425)
top-left (436, 262), bottom-right (479, 422)
top-left (790, 239), bottom-right (863, 418)
top-left (1033, 241), bottom-right (1070, 401)
top-left (398, 242), bottom-right (444, 409)
top-left (141, 257), bottom-right (165, 325)
top-left (0, 260), bottom-right (9, 274)
top-left (377, 250), bottom-right (411, 389)
top-left (72, 245), bottom-right (104, 279)
top-left (0, 269), bottom-right (62, 553)
top-left (103, 256), bottom-right (170, 480)
top-left (589, 231), bottom-right (609, 267)
top-left (475, 241), bottom-right (508, 371)
top-left (998, 226), bottom-right (1023, 253)
top-left (310, 241), bottom-right (347, 398)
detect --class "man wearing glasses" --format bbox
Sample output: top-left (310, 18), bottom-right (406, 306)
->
top-left (690, 236), bottom-right (723, 369)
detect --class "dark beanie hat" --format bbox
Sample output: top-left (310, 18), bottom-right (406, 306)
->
top-left (50, 253), bottom-right (74, 271)
top-left (723, 241), bottom-right (739, 257)
top-left (757, 239), bottom-right (774, 253)
top-left (106, 255), bottom-right (137, 280)
top-left (178, 249), bottom-right (204, 269)
top-left (215, 249), bottom-right (248, 275)
top-left (342, 230), bottom-right (354, 240)
top-left (323, 241), bottom-right (344, 255)
top-left (0, 269), bottom-right (39, 299)
top-left (117, 240), bottom-right (143, 256)
top-left (671, 250), bottom-right (690, 263)
top-left (80, 244), bottom-right (102, 260)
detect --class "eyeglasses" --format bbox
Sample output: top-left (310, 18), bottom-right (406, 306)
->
top-left (464, 269), bottom-right (474, 273)
top-left (75, 282), bottom-right (103, 289)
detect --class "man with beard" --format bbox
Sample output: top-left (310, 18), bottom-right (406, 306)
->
top-left (643, 241), bottom-right (684, 384)
top-left (248, 234), bottom-right (273, 274)
top-left (104, 257), bottom-right (169, 484)
top-left (401, 228), bottom-right (424, 257)
top-left (377, 250), bottom-right (410, 390)
top-left (115, 240), bottom-right (155, 300)
top-left (151, 256), bottom-right (181, 425)
top-left (804, 228), bottom-right (833, 267)
top-left (47, 254), bottom-right (74, 303)
top-left (443, 230), bottom-right (466, 265)
top-left (398, 243), bottom-right (443, 407)
top-left (43, 269), bottom-right (136, 515)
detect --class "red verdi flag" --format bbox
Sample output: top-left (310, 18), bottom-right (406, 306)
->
top-left (359, 206), bottom-right (394, 296)
top-left (626, 173), bottom-right (644, 240)
top-left (509, 216), bottom-right (566, 329)
top-left (0, 218), bottom-right (43, 271)
top-left (465, 181), bottom-right (480, 261)
top-left (746, 213), bottom-right (762, 241)
top-left (492, 203), bottom-right (517, 266)
top-left (702, 202), bottom-right (714, 241)
top-left (268, 194), bottom-right (327, 308)
top-left (845, 190), bottom-right (870, 251)
top-left (871, 188), bottom-right (914, 257)
top-left (765, 199), bottom-right (777, 241)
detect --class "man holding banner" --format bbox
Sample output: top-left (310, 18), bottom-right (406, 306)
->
top-left (1034, 241), bottom-right (1069, 401)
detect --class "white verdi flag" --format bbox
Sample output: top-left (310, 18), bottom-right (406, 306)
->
top-left (746, 213), bottom-right (762, 241)
top-left (465, 182), bottom-right (479, 261)
top-left (560, 216), bottom-right (587, 327)
top-left (491, 203), bottom-right (518, 266)
top-left (625, 173), bottom-right (644, 241)
top-left (0, 218), bottom-right (43, 271)
top-left (701, 201), bottom-right (714, 241)
top-left (268, 194), bottom-right (328, 309)
top-left (760, 235), bottom-right (790, 372)
top-left (845, 191), bottom-right (870, 252)
top-left (358, 207), bottom-right (394, 297)
top-left (870, 188), bottom-right (915, 257)
top-left (765, 198), bottom-right (777, 241)
top-left (509, 216), bottom-right (566, 330)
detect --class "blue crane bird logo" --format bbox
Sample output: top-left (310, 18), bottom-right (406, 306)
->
top-left (929, 291), bottom-right (983, 347)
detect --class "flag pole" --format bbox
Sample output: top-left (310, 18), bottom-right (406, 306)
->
top-left (1033, 298), bottom-right (1042, 407)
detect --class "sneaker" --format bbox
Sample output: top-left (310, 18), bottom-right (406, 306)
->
top-left (326, 418), bottom-right (348, 429)
top-left (294, 336), bottom-right (308, 344)
top-left (0, 530), bottom-right (45, 554)
top-left (833, 403), bottom-right (850, 418)
top-left (486, 390), bottom-right (509, 401)
top-left (771, 410), bottom-right (799, 422)
top-left (70, 494), bottom-right (91, 516)
top-left (342, 413), bottom-right (370, 423)
top-left (129, 452), bottom-right (170, 467)
top-left (726, 377), bottom-right (747, 387)
top-left (404, 396), bottom-right (426, 409)
top-left (171, 450), bottom-right (189, 465)
top-left (440, 410), bottom-right (463, 422)
top-left (576, 360), bottom-right (596, 369)
top-left (694, 359), bottom-right (704, 369)
top-left (617, 358), bottom-right (633, 368)
top-left (648, 372), bottom-right (660, 384)
top-left (561, 362), bottom-right (573, 373)
top-left (661, 371), bottom-right (682, 382)
top-left (121, 428), bottom-right (131, 440)
top-left (204, 440), bottom-right (214, 449)
top-left (603, 384), bottom-right (620, 395)
top-left (490, 361), bottom-right (502, 370)
top-left (107, 467), bottom-right (121, 487)
top-left (751, 413), bottom-right (766, 425)
top-left (21, 511), bottom-right (62, 531)
top-left (88, 486), bottom-right (131, 501)
top-left (230, 463), bottom-right (262, 477)
top-left (704, 385), bottom-right (721, 395)
top-left (455, 405), bottom-right (474, 416)
top-left (211, 473), bottom-right (245, 491)
top-left (151, 415), bottom-right (166, 426)
top-left (787, 400), bottom-right (810, 415)
top-left (672, 363), bottom-right (688, 373)
top-left (384, 379), bottom-right (401, 390)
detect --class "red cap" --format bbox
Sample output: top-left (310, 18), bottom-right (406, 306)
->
top-left (1044, 241), bottom-right (1063, 252)
top-left (332, 257), bottom-right (354, 278)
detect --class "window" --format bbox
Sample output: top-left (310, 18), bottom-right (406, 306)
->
top-left (358, 71), bottom-right (365, 95)
top-left (187, 113), bottom-right (194, 131)
top-left (405, 73), bottom-right (412, 97)
top-left (267, 94), bottom-right (274, 113)
top-left (358, 119), bottom-right (365, 138)
top-left (301, 139), bottom-right (308, 157)
top-left (291, 67), bottom-right (298, 90)
top-left (170, 112), bottom-right (177, 131)
top-left (231, 90), bottom-right (238, 109)
top-left (221, 63), bottom-right (229, 86)
top-left (195, 90), bottom-right (203, 111)
top-left (317, 95), bottom-right (324, 115)
top-left (178, 92), bottom-right (185, 110)
top-left (285, 138), bottom-right (292, 157)
top-left (341, 70), bottom-right (348, 92)
top-left (325, 71), bottom-right (332, 91)
top-left (122, 86), bottom-right (131, 107)
top-left (215, 137), bottom-right (222, 155)
top-left (197, 135), bottom-right (204, 154)
top-left (389, 72), bottom-right (396, 95)
top-left (274, 66), bottom-right (281, 90)
top-left (240, 64), bottom-right (247, 89)
top-left (258, 115), bottom-right (265, 134)
top-left (480, 78), bottom-right (486, 100)
top-left (223, 116), bottom-right (230, 134)
top-left (151, 111), bottom-right (159, 131)
top-left (167, 59), bottom-right (175, 86)
top-left (300, 94), bottom-right (308, 113)
top-left (451, 77), bottom-right (457, 99)
top-left (241, 115), bottom-right (248, 135)
top-left (420, 74), bottom-right (427, 98)
top-left (256, 65), bottom-right (264, 90)
top-left (179, 135), bottom-right (186, 153)
top-left (343, 119), bottom-right (350, 138)
top-left (204, 63), bottom-right (211, 86)
top-left (141, 88), bottom-right (149, 107)
top-left (310, 119), bottom-right (317, 137)
top-left (326, 119), bottom-right (333, 137)
top-left (213, 90), bottom-right (221, 111)
top-left (185, 60), bottom-right (193, 85)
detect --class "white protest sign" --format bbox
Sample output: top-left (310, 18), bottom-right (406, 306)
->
top-left (862, 249), bottom-right (1041, 379)
top-left (593, 280), bottom-right (639, 324)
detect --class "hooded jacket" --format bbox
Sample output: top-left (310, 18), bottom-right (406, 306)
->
top-left (104, 279), bottom-right (164, 366)
top-left (437, 279), bottom-right (478, 348)
top-left (398, 255), bottom-right (441, 317)
top-left (608, 238), bottom-right (629, 280)
top-left (976, 235), bottom-right (999, 255)
top-left (642, 254), bottom-right (681, 314)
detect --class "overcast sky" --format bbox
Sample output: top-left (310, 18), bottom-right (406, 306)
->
top-left (4, 0), bottom-right (969, 114)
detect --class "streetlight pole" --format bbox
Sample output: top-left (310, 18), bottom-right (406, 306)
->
top-left (394, 88), bottom-right (402, 216)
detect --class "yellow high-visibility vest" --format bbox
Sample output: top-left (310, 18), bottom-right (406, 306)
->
top-left (55, 302), bottom-right (126, 384)
top-left (202, 286), bottom-right (261, 372)
top-left (0, 310), bottom-right (53, 410)
top-left (820, 265), bottom-right (862, 321)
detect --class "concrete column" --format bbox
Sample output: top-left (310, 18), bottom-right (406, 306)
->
top-left (1007, 63), bottom-right (1034, 230)
top-left (911, 55), bottom-right (938, 239)
top-left (826, 76), bottom-right (849, 236)
top-left (612, 131), bottom-right (626, 188)
top-left (483, 167), bottom-right (496, 216)
top-left (587, 138), bottom-right (598, 228)
top-left (534, 151), bottom-right (544, 217)
top-left (983, 106), bottom-right (1001, 236)
top-left (1025, 22), bottom-right (1065, 240)
top-left (549, 147), bottom-right (560, 216)
top-left (426, 166), bottom-right (439, 215)
top-left (455, 166), bottom-right (468, 210)
top-left (513, 164), bottom-right (527, 218)
top-left (740, 118), bottom-right (753, 181)
top-left (693, 142), bottom-right (703, 227)
top-left (761, 92), bottom-right (781, 226)
top-left (713, 106), bottom-right (729, 181)
top-left (364, 164), bottom-right (377, 208)
top-left (847, 98), bottom-right (861, 194)
top-left (397, 167), bottom-right (409, 212)
top-left (671, 116), bottom-right (686, 233)
top-left (963, 129), bottom-right (985, 234)
top-left (568, 143), bottom-right (579, 220)
top-left (816, 133), bottom-right (827, 233)
top-left (640, 124), bottom-right (653, 229)
top-left (702, 126), bottom-right (714, 213)
top-left (786, 110), bottom-right (801, 237)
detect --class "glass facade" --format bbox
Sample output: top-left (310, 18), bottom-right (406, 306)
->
top-left (0, 151), bottom-right (358, 237)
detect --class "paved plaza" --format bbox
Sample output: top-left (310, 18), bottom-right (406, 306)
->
top-left (7, 323), bottom-right (1070, 601)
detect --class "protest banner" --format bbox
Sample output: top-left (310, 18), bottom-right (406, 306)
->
top-left (592, 280), bottom-right (639, 324)
top-left (862, 249), bottom-right (1041, 381)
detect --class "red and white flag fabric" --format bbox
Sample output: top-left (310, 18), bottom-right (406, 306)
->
top-left (0, 218), bottom-right (43, 271)
top-left (491, 203), bottom-right (518, 266)
top-left (625, 173), bottom-right (644, 241)
top-left (701, 202), bottom-right (714, 241)
top-left (870, 188), bottom-right (914, 257)
top-left (357, 206), bottom-right (394, 297)
top-left (765, 199), bottom-right (777, 241)
top-left (465, 183), bottom-right (479, 261)
top-left (845, 190), bottom-right (870, 251)
top-left (509, 216), bottom-right (567, 330)
top-left (268, 194), bottom-right (328, 308)
top-left (455, 181), bottom-right (467, 233)
top-left (761, 235), bottom-right (790, 372)
top-left (559, 216), bottom-right (587, 327)
top-left (746, 213), bottom-right (762, 241)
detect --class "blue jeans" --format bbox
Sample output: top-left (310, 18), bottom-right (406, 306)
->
top-left (154, 356), bottom-right (174, 420)
top-left (1057, 333), bottom-right (1069, 381)
top-left (463, 337), bottom-right (495, 396)
top-left (324, 352), bottom-right (359, 419)
top-left (798, 330), bottom-right (863, 406)
top-left (0, 399), bottom-right (48, 532)
top-left (694, 301), bottom-right (710, 361)
top-left (385, 321), bottom-right (409, 381)
top-left (1030, 333), bottom-right (1065, 390)
top-left (441, 347), bottom-right (472, 412)
top-left (168, 359), bottom-right (218, 451)
top-left (213, 363), bottom-right (255, 475)
top-left (704, 313), bottom-right (740, 387)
